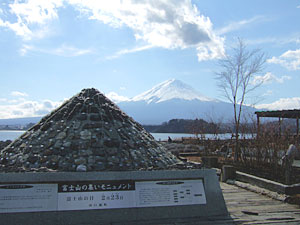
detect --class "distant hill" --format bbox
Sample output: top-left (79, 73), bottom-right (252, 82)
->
top-left (0, 117), bottom-right (41, 126)
top-left (143, 118), bottom-right (229, 134)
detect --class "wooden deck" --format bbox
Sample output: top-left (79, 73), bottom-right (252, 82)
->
top-left (221, 182), bottom-right (300, 224)
top-left (118, 182), bottom-right (300, 224)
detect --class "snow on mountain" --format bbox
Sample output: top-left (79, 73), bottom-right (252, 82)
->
top-left (131, 79), bottom-right (216, 104)
top-left (0, 79), bottom-right (257, 126)
top-left (116, 79), bottom-right (258, 124)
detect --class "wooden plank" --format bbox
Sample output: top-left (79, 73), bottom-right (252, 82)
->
top-left (221, 182), bottom-right (300, 224)
top-left (124, 182), bottom-right (300, 224)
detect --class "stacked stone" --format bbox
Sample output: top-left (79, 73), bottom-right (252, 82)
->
top-left (0, 88), bottom-right (181, 172)
top-left (0, 140), bottom-right (11, 151)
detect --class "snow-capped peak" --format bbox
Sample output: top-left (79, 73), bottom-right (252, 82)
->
top-left (132, 79), bottom-right (215, 104)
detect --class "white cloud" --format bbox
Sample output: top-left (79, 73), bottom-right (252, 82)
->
top-left (20, 44), bottom-right (93, 57)
top-left (297, 5), bottom-right (300, 9)
top-left (0, 0), bottom-right (226, 61)
top-left (267, 49), bottom-right (300, 70)
top-left (52, 44), bottom-right (93, 57)
top-left (105, 92), bottom-right (129, 103)
top-left (0, 99), bottom-right (62, 119)
top-left (107, 45), bottom-right (153, 59)
top-left (72, 0), bottom-right (224, 61)
top-left (262, 90), bottom-right (273, 97)
top-left (217, 15), bottom-right (268, 35)
top-left (247, 33), bottom-right (300, 46)
top-left (0, 0), bottom-right (63, 40)
top-left (11, 91), bottom-right (28, 97)
top-left (257, 97), bottom-right (300, 110)
top-left (1, 0), bottom-right (225, 61)
top-left (252, 72), bottom-right (291, 85)
top-left (20, 44), bottom-right (34, 56)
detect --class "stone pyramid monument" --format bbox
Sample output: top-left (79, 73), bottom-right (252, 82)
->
top-left (0, 88), bottom-right (181, 172)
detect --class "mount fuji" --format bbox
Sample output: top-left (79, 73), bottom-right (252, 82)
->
top-left (131, 79), bottom-right (216, 104)
top-left (117, 79), bottom-right (257, 125)
top-left (0, 79), bottom-right (258, 127)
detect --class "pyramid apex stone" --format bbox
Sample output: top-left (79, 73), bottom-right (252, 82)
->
top-left (0, 88), bottom-right (181, 172)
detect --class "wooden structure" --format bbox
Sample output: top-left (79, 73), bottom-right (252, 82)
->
top-left (89, 182), bottom-right (300, 224)
top-left (222, 182), bottom-right (300, 224)
top-left (255, 109), bottom-right (300, 139)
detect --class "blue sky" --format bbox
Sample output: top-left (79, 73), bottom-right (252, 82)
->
top-left (0, 0), bottom-right (300, 119)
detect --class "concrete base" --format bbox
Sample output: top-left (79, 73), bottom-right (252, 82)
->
top-left (202, 157), bottom-right (218, 168)
top-left (0, 169), bottom-right (228, 225)
top-left (236, 171), bottom-right (300, 195)
top-left (221, 165), bottom-right (236, 182)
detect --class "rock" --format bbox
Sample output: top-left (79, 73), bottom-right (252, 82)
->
top-left (77, 113), bottom-right (87, 121)
top-left (76, 164), bottom-right (87, 172)
top-left (20, 143), bottom-right (26, 149)
top-left (56, 132), bottom-right (67, 140)
top-left (62, 141), bottom-right (71, 148)
top-left (90, 113), bottom-right (101, 121)
top-left (54, 140), bottom-right (62, 149)
top-left (74, 157), bottom-right (87, 165)
top-left (43, 149), bottom-right (53, 156)
top-left (80, 130), bottom-right (91, 140)
top-left (94, 162), bottom-right (105, 170)
top-left (88, 156), bottom-right (95, 164)
top-left (72, 121), bottom-right (81, 129)
top-left (0, 88), bottom-right (182, 173)
top-left (106, 147), bottom-right (118, 156)
top-left (79, 149), bottom-right (93, 156)
top-left (28, 155), bottom-right (39, 164)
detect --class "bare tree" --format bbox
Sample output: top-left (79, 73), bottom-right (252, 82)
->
top-left (216, 38), bottom-right (266, 161)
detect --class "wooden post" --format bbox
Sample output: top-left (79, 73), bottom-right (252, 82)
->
top-left (221, 165), bottom-right (236, 182)
top-left (285, 159), bottom-right (292, 185)
top-left (278, 117), bottom-right (282, 137)
top-left (202, 156), bottom-right (218, 168)
top-left (297, 117), bottom-right (299, 146)
top-left (297, 117), bottom-right (299, 135)
top-left (257, 114), bottom-right (260, 140)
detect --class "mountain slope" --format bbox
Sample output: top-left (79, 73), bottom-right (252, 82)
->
top-left (0, 79), bottom-right (258, 126)
top-left (132, 79), bottom-right (216, 103)
top-left (118, 79), bottom-right (257, 124)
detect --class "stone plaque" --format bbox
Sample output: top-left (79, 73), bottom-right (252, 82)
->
top-left (0, 179), bottom-right (206, 213)
top-left (135, 179), bottom-right (206, 207)
top-left (0, 184), bottom-right (57, 213)
top-left (57, 180), bottom-right (136, 211)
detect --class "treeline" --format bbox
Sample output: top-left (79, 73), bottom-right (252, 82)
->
top-left (143, 118), bottom-right (300, 135)
top-left (0, 123), bottom-right (35, 130)
top-left (143, 118), bottom-right (228, 134)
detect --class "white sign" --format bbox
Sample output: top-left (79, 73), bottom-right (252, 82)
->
top-left (58, 191), bottom-right (135, 211)
top-left (0, 179), bottom-right (206, 213)
top-left (0, 184), bottom-right (57, 213)
top-left (57, 180), bottom-right (136, 211)
top-left (135, 180), bottom-right (206, 207)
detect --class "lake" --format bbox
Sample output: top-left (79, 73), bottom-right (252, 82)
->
top-left (0, 130), bottom-right (247, 141)
top-left (0, 130), bottom-right (25, 141)
top-left (150, 133), bottom-right (239, 141)
top-left (1, 130), bottom-right (299, 167)
top-left (0, 131), bottom-right (194, 141)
